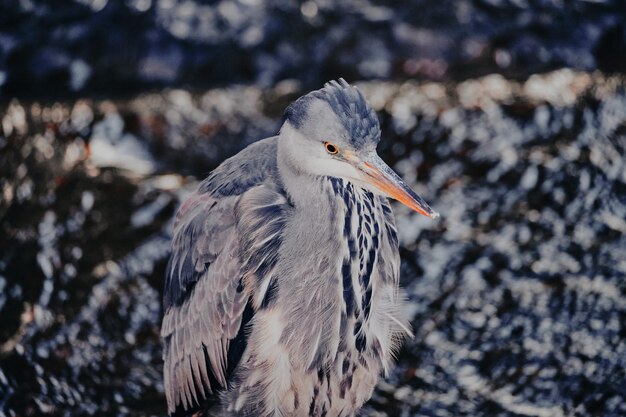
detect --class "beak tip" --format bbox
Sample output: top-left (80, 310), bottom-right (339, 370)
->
top-left (430, 211), bottom-right (440, 220)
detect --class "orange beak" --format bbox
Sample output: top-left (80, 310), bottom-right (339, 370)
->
top-left (354, 155), bottom-right (439, 219)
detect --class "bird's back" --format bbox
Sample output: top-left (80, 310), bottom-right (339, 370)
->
top-left (198, 136), bottom-right (281, 198)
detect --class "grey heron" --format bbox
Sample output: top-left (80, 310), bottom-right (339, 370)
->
top-left (161, 79), bottom-right (438, 416)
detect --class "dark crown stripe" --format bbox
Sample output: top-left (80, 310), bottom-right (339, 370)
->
top-left (284, 79), bottom-right (381, 148)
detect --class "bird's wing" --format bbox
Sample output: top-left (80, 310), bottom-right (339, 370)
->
top-left (161, 191), bottom-right (241, 415)
top-left (161, 139), bottom-right (290, 415)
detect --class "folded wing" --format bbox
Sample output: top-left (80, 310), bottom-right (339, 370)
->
top-left (161, 178), bottom-right (291, 415)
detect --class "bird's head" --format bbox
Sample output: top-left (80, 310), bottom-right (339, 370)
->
top-left (280, 79), bottom-right (439, 220)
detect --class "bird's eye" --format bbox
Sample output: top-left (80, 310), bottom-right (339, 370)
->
top-left (324, 142), bottom-right (339, 155)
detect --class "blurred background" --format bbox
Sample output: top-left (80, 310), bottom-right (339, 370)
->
top-left (1, 1), bottom-right (626, 416)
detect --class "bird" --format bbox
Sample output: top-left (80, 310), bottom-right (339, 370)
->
top-left (161, 79), bottom-right (439, 417)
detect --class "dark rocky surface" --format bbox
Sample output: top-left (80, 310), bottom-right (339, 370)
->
top-left (1, 0), bottom-right (626, 98)
top-left (1, 70), bottom-right (625, 416)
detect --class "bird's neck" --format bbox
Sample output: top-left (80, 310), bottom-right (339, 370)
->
top-left (276, 129), bottom-right (326, 207)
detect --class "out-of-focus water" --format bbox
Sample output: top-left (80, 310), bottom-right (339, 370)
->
top-left (1, 0), bottom-right (626, 97)
top-left (1, 70), bottom-right (625, 416)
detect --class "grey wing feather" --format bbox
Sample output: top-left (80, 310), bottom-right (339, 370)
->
top-left (161, 192), bottom-right (246, 414)
top-left (161, 136), bottom-right (290, 415)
